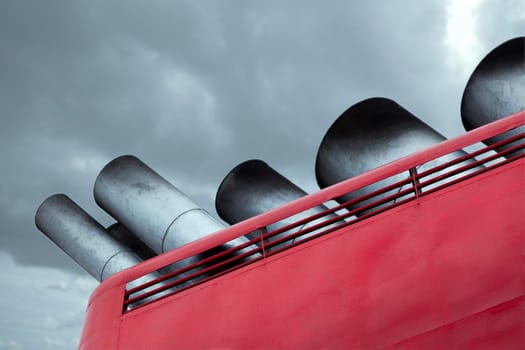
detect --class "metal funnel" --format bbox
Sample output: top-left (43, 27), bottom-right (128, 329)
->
top-left (315, 97), bottom-right (474, 210)
top-left (216, 160), bottom-right (343, 249)
top-left (35, 194), bottom-right (145, 281)
top-left (35, 194), bottom-right (171, 307)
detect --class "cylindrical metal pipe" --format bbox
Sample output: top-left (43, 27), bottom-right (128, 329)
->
top-left (216, 160), bottom-right (343, 249)
top-left (35, 194), bottom-right (145, 281)
top-left (461, 36), bottom-right (524, 151)
top-left (35, 195), bottom-right (169, 308)
top-left (315, 97), bottom-right (475, 210)
top-left (94, 155), bottom-right (259, 270)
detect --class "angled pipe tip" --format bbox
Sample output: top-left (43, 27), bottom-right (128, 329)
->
top-left (461, 36), bottom-right (525, 132)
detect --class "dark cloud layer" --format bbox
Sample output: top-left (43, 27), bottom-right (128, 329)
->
top-left (1, 0), bottom-right (523, 268)
top-left (0, 1), bottom-right (523, 347)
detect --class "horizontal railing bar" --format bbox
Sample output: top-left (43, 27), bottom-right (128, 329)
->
top-left (126, 233), bottom-right (264, 294)
top-left (330, 176), bottom-right (414, 211)
top-left (257, 176), bottom-right (415, 242)
top-left (124, 254), bottom-right (266, 311)
top-left (417, 132), bottom-right (525, 179)
top-left (261, 187), bottom-right (416, 249)
top-left (419, 150), bottom-right (524, 197)
top-left (418, 142), bottom-right (524, 189)
top-left (125, 245), bottom-right (265, 305)
top-left (264, 196), bottom-right (418, 258)
top-left (125, 236), bottom-right (264, 295)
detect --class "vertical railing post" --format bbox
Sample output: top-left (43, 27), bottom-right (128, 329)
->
top-left (259, 228), bottom-right (267, 260)
top-left (409, 167), bottom-right (422, 198)
top-left (123, 288), bottom-right (129, 313)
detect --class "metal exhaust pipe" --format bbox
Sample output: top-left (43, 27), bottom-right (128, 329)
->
top-left (315, 97), bottom-right (476, 210)
top-left (35, 194), bottom-right (148, 282)
top-left (461, 36), bottom-right (524, 153)
top-left (216, 159), bottom-right (343, 249)
top-left (94, 155), bottom-right (259, 272)
top-left (35, 195), bottom-right (192, 307)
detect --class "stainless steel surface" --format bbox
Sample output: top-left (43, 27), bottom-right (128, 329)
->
top-left (461, 37), bottom-right (524, 149)
top-left (35, 194), bottom-right (144, 281)
top-left (216, 160), bottom-right (343, 248)
top-left (94, 155), bottom-right (259, 269)
top-left (107, 223), bottom-right (157, 261)
top-left (315, 97), bottom-right (475, 209)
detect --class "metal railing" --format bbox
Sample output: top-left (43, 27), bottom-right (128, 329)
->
top-left (122, 111), bottom-right (525, 313)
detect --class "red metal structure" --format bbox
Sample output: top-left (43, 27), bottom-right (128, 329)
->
top-left (78, 111), bottom-right (524, 349)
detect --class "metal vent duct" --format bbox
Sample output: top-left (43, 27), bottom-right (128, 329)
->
top-left (216, 159), bottom-right (342, 248)
top-left (35, 194), bottom-right (146, 281)
top-left (461, 36), bottom-right (524, 149)
top-left (94, 155), bottom-right (258, 268)
top-left (315, 97), bottom-right (473, 209)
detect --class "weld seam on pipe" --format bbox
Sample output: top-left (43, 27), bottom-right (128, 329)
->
top-left (99, 249), bottom-right (136, 281)
top-left (161, 208), bottom-right (211, 253)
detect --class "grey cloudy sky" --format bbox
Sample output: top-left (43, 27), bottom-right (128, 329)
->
top-left (0, 0), bottom-right (523, 349)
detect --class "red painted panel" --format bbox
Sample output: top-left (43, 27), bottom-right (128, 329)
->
top-left (78, 285), bottom-right (124, 350)
top-left (113, 161), bottom-right (524, 349)
top-left (386, 296), bottom-right (525, 350)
